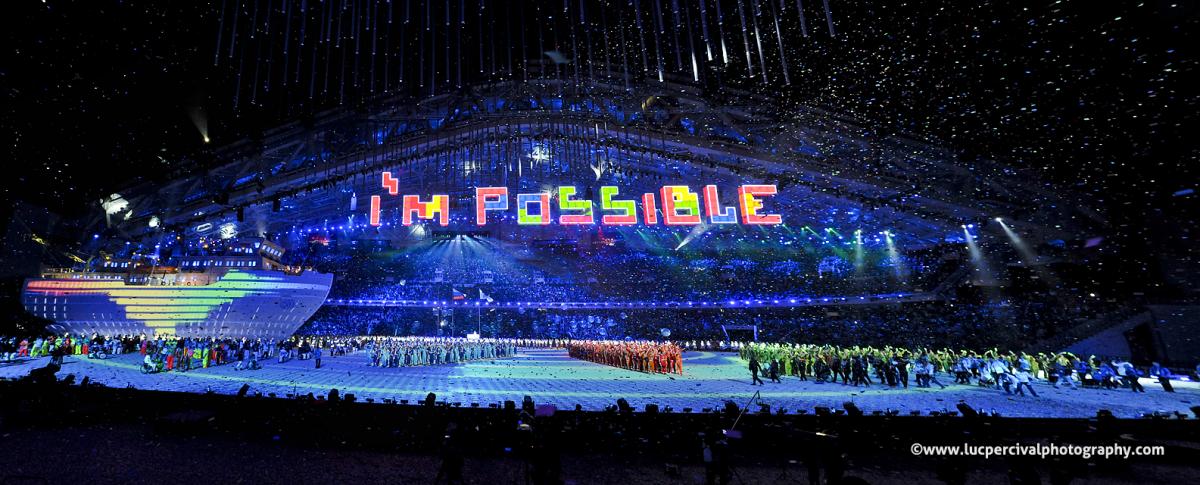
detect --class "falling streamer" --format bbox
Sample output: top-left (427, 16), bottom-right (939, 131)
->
top-left (750, 0), bottom-right (768, 83)
top-left (822, 0), bottom-right (836, 37)
top-left (310, 0), bottom-right (322, 99)
top-left (400, 0), bottom-right (408, 84)
top-left (328, 1), bottom-right (339, 95)
top-left (444, 0), bottom-right (451, 87)
top-left (581, 0), bottom-right (593, 80)
top-left (770, 0), bottom-right (790, 84)
top-left (518, 2), bottom-right (528, 80)
top-left (536, 2), bottom-right (547, 80)
top-left (296, 0), bottom-right (307, 85)
top-left (249, 1), bottom-right (263, 104)
top-left (250, 0), bottom-right (259, 40)
top-left (228, 0), bottom-right (239, 60)
top-left (633, 1), bottom-right (649, 74)
top-left (652, 0), bottom-right (665, 81)
top-left (794, 0), bottom-right (810, 37)
top-left (669, 0), bottom-right (683, 72)
top-left (353, 0), bottom-right (362, 92)
top-left (599, 4), bottom-right (610, 79)
top-left (208, 0), bottom-right (831, 118)
top-left (383, 0), bottom-right (392, 92)
top-left (488, 0), bottom-right (496, 76)
top-left (569, 1), bottom-right (581, 83)
top-left (735, 0), bottom-right (754, 77)
top-left (683, 0), bottom-right (699, 81)
top-left (476, 0), bottom-right (484, 75)
top-left (504, 5), bottom-right (512, 77)
top-left (618, 11), bottom-right (631, 91)
top-left (371, 0), bottom-right (379, 93)
top-left (214, 0), bottom-right (227, 66)
top-left (281, 0), bottom-right (292, 86)
top-left (233, 13), bottom-right (245, 111)
top-left (714, 0), bottom-right (730, 64)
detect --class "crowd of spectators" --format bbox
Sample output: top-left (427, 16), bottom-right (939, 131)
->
top-left (299, 298), bottom-right (1131, 355)
top-left (304, 237), bottom-right (954, 307)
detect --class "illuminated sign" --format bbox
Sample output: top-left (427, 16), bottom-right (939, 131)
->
top-left (367, 173), bottom-right (781, 227)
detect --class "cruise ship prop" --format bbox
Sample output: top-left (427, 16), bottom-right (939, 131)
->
top-left (22, 239), bottom-right (333, 339)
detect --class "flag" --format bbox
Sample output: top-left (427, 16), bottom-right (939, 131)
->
top-left (452, 288), bottom-right (465, 300)
top-left (479, 289), bottom-right (493, 303)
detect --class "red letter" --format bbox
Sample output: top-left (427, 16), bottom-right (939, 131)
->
top-left (382, 171), bottom-right (400, 195)
top-left (642, 193), bottom-right (658, 225)
top-left (369, 195), bottom-right (382, 226)
top-left (738, 185), bottom-right (782, 225)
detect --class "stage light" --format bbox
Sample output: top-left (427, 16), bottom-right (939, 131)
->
top-left (963, 225), bottom-right (996, 285)
top-left (529, 144), bottom-right (551, 163)
top-left (998, 218), bottom-right (1048, 280)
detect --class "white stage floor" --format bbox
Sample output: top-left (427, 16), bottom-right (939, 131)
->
top-left (3, 348), bottom-right (1196, 418)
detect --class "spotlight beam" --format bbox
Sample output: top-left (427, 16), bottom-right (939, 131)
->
top-left (962, 226), bottom-right (996, 286)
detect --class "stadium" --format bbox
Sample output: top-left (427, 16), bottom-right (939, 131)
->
top-left (3, 1), bottom-right (1198, 483)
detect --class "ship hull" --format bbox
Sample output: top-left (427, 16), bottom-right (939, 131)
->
top-left (22, 269), bottom-right (333, 339)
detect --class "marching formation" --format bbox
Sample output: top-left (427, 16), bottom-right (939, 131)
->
top-left (566, 340), bottom-right (683, 375)
top-left (737, 342), bottom-right (1179, 395)
top-left (4, 333), bottom-right (1188, 403)
top-left (366, 336), bottom-right (518, 367)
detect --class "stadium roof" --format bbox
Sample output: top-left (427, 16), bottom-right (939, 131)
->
top-left (87, 74), bottom-right (1104, 251)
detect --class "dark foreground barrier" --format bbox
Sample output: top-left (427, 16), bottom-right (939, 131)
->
top-left (2, 373), bottom-right (1200, 484)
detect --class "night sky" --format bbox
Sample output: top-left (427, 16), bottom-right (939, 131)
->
top-left (3, 1), bottom-right (1196, 274)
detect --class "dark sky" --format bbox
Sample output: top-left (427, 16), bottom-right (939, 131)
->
top-left (3, 0), bottom-right (1196, 231)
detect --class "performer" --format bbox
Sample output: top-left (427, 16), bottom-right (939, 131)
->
top-left (749, 356), bottom-right (764, 385)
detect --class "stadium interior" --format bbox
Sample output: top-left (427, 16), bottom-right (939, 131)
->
top-left (2, 1), bottom-right (1197, 483)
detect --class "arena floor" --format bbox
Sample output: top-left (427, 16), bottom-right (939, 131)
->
top-left (3, 348), bottom-right (1196, 418)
